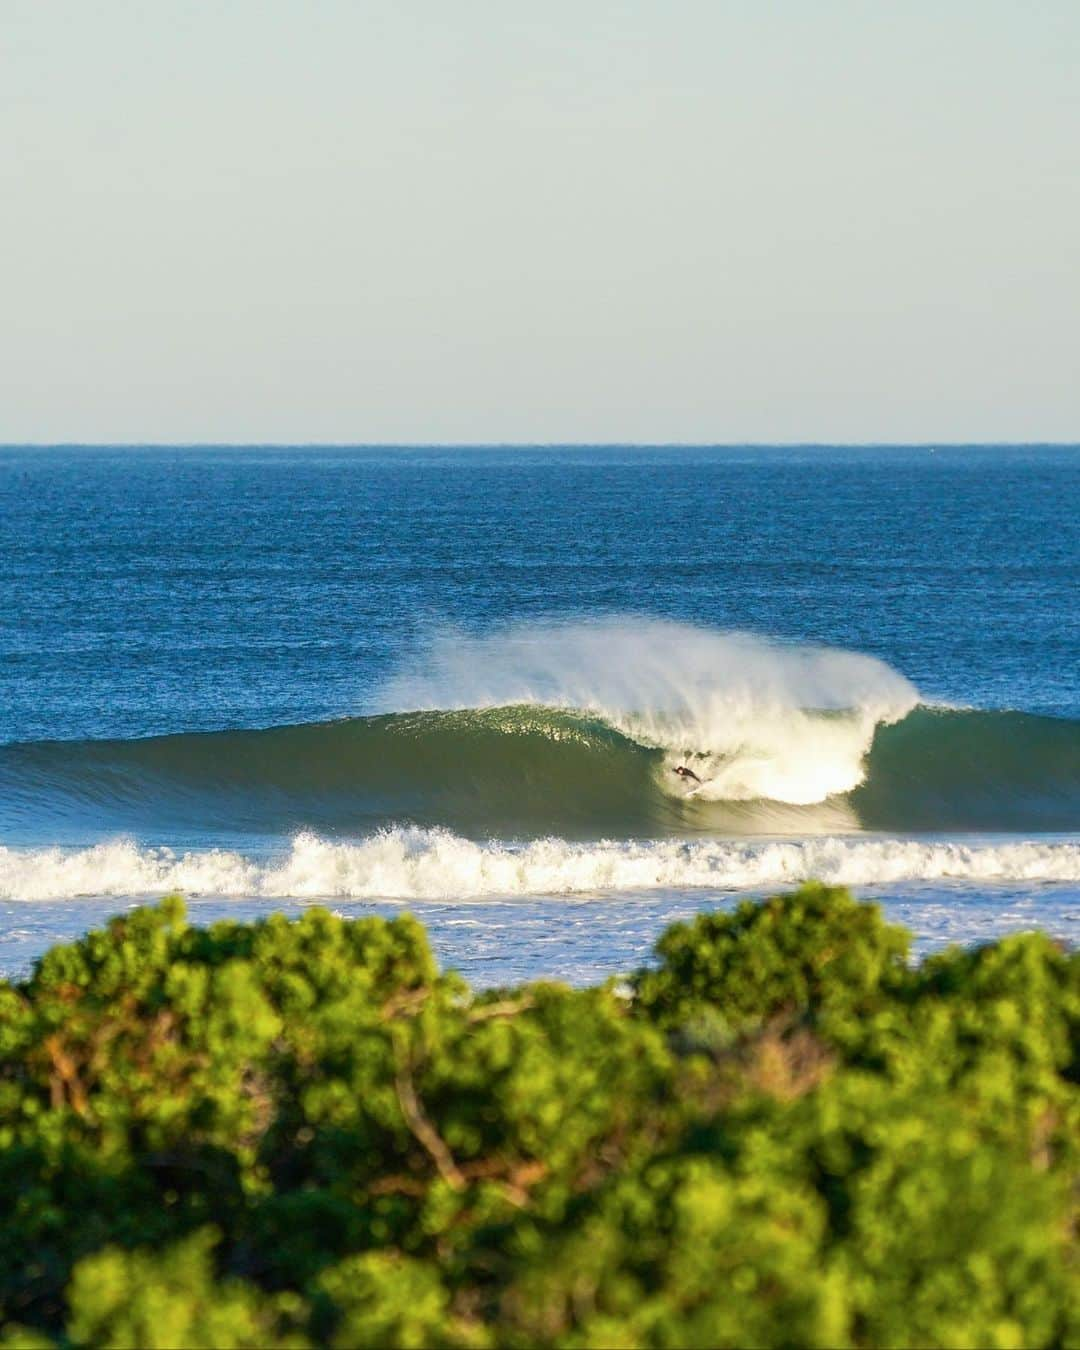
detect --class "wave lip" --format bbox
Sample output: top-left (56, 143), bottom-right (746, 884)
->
top-left (379, 619), bottom-right (919, 805)
top-left (1, 830), bottom-right (1078, 902)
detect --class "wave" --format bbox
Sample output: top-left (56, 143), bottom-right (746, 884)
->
top-left (0, 623), bottom-right (1075, 837)
top-left (1, 830), bottom-right (1077, 901)
top-left (1, 704), bottom-right (1076, 838)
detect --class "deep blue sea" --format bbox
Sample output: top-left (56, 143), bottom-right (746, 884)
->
top-left (1, 445), bottom-right (1077, 984)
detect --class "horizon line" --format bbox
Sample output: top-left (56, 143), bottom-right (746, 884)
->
top-left (3, 440), bottom-right (1079, 451)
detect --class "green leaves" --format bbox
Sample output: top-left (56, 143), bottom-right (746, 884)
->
top-left (64, 1229), bottom-right (306, 1350)
top-left (0, 885), bottom-right (1077, 1347)
top-left (633, 881), bottom-right (912, 1037)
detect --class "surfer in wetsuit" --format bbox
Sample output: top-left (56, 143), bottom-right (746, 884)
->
top-left (673, 765), bottom-right (702, 785)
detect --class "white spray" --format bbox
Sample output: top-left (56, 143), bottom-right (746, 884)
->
top-left (376, 619), bottom-right (919, 804)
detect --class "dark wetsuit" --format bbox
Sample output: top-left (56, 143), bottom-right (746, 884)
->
top-left (674, 765), bottom-right (702, 785)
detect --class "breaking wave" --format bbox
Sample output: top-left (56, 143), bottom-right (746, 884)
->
top-left (1, 830), bottom-right (1078, 902)
top-left (0, 623), bottom-right (1076, 838)
top-left (377, 620), bottom-right (920, 805)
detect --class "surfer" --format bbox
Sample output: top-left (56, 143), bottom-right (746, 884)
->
top-left (673, 765), bottom-right (702, 785)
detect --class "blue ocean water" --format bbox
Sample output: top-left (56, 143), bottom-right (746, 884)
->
top-left (1, 445), bottom-right (1077, 983)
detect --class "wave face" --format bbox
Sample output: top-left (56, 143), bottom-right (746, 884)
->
top-left (0, 623), bottom-right (1076, 838)
top-left (1, 831), bottom-right (1078, 902)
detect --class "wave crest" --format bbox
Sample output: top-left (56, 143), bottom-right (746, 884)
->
top-left (380, 619), bottom-right (918, 804)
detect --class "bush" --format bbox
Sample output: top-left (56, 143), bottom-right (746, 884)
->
top-left (0, 885), bottom-right (1076, 1347)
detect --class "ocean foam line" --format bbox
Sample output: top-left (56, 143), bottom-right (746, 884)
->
top-left (1, 830), bottom-right (1078, 902)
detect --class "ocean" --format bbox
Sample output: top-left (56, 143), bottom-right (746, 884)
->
top-left (1, 444), bottom-right (1077, 985)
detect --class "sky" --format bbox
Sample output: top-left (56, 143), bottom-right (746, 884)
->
top-left (1, 0), bottom-right (1078, 443)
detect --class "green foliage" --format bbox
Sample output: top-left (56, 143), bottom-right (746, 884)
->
top-left (64, 1229), bottom-right (305, 1350)
top-left (633, 881), bottom-right (912, 1036)
top-left (0, 884), bottom-right (1077, 1347)
top-left (315, 1252), bottom-right (483, 1349)
top-left (498, 1158), bottom-right (848, 1348)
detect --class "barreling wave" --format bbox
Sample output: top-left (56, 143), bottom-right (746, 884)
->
top-left (1, 829), bottom-right (1078, 902)
top-left (0, 623), bottom-right (1075, 838)
top-left (0, 703), bottom-right (1077, 838)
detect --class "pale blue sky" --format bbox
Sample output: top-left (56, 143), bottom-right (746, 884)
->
top-left (2, 1), bottom-right (1077, 442)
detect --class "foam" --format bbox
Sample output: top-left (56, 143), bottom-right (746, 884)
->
top-left (1, 829), bottom-right (1077, 902)
top-left (377, 619), bottom-right (918, 804)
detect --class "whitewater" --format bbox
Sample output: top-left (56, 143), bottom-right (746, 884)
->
top-left (1, 830), bottom-right (1078, 904)
top-left (377, 619), bottom-right (920, 804)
